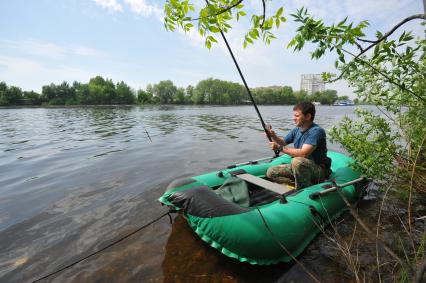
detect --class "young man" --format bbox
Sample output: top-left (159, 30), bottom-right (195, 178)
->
top-left (266, 101), bottom-right (331, 189)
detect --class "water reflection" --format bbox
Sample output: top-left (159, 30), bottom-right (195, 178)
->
top-left (163, 215), bottom-right (294, 283)
top-left (0, 105), bottom-right (379, 282)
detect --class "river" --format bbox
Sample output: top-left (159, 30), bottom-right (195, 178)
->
top-left (0, 105), bottom-right (372, 282)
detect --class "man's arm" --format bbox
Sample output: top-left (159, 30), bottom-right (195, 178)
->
top-left (270, 143), bottom-right (316, 158)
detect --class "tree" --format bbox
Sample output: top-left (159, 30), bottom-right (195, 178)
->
top-left (310, 89), bottom-right (338, 105)
top-left (88, 76), bottom-right (116, 104)
top-left (152, 80), bottom-right (177, 104)
top-left (0, 82), bottom-right (24, 106)
top-left (193, 78), bottom-right (245, 105)
top-left (116, 81), bottom-right (135, 104)
top-left (174, 87), bottom-right (186, 104)
top-left (164, 0), bottom-right (286, 49)
top-left (288, 8), bottom-right (425, 180)
top-left (23, 91), bottom-right (42, 105)
top-left (75, 83), bottom-right (90, 105)
top-left (137, 89), bottom-right (153, 104)
top-left (41, 81), bottom-right (75, 105)
top-left (185, 85), bottom-right (194, 103)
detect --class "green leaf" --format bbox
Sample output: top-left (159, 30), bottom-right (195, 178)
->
top-left (276, 7), bottom-right (284, 17)
top-left (209, 36), bottom-right (218, 43)
top-left (209, 26), bottom-right (220, 33)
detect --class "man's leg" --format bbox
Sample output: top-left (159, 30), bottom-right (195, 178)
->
top-left (291, 157), bottom-right (325, 189)
top-left (266, 164), bottom-right (295, 186)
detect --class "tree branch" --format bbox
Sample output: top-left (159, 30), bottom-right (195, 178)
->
top-left (260, 0), bottom-right (266, 28)
top-left (355, 14), bottom-right (425, 45)
top-left (339, 46), bottom-right (426, 103)
top-left (354, 41), bottom-right (364, 52)
top-left (189, 0), bottom-right (244, 22)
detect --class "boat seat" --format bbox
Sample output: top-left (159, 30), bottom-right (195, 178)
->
top-left (235, 173), bottom-right (293, 195)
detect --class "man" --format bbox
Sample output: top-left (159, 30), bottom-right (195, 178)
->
top-left (266, 101), bottom-right (331, 189)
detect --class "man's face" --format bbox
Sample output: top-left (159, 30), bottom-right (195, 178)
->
top-left (293, 109), bottom-right (310, 127)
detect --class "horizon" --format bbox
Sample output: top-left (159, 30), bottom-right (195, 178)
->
top-left (0, 0), bottom-right (424, 98)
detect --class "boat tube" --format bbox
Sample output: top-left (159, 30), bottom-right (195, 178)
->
top-left (159, 151), bottom-right (365, 265)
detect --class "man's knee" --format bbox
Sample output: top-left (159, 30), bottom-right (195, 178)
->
top-left (266, 167), bottom-right (275, 179)
top-left (266, 165), bottom-right (292, 179)
top-left (291, 157), bottom-right (309, 169)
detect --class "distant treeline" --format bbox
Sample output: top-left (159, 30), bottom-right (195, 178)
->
top-left (0, 76), bottom-right (353, 106)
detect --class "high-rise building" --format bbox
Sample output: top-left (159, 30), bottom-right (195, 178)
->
top-left (300, 74), bottom-right (325, 95)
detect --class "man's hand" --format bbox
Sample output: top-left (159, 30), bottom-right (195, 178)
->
top-left (269, 142), bottom-right (282, 151)
top-left (265, 124), bottom-right (278, 139)
top-left (265, 124), bottom-right (286, 146)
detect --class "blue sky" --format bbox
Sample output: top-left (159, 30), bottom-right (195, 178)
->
top-left (0, 0), bottom-right (423, 97)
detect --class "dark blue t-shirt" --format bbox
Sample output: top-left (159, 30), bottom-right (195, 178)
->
top-left (284, 123), bottom-right (331, 167)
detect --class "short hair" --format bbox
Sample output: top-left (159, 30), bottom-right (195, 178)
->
top-left (293, 101), bottom-right (315, 121)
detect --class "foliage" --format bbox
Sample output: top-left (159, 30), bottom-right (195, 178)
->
top-left (193, 77), bottom-right (245, 104)
top-left (329, 108), bottom-right (400, 179)
top-left (137, 89), bottom-right (153, 104)
top-left (289, 9), bottom-right (426, 181)
top-left (0, 78), bottom-right (338, 106)
top-left (23, 91), bottom-right (42, 105)
top-left (309, 89), bottom-right (338, 105)
top-left (152, 80), bottom-right (178, 104)
top-left (164, 0), bottom-right (286, 49)
top-left (0, 82), bottom-right (24, 106)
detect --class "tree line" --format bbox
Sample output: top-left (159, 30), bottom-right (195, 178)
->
top-left (0, 76), bottom-right (349, 106)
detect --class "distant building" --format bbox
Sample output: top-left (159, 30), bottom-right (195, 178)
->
top-left (300, 74), bottom-right (325, 95)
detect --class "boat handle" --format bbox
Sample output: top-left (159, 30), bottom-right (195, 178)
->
top-left (309, 177), bottom-right (365, 199)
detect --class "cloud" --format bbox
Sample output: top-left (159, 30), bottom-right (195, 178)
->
top-left (91, 0), bottom-right (163, 19)
top-left (0, 39), bottom-right (107, 59)
top-left (123, 0), bottom-right (163, 19)
top-left (0, 39), bottom-right (66, 59)
top-left (70, 46), bottom-right (108, 58)
top-left (0, 56), bottom-right (95, 91)
top-left (92, 0), bottom-right (123, 12)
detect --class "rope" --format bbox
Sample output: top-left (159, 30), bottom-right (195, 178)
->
top-left (255, 207), bottom-right (321, 283)
top-left (31, 210), bottom-right (173, 283)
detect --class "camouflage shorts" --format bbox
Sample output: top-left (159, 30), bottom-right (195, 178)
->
top-left (266, 157), bottom-right (326, 189)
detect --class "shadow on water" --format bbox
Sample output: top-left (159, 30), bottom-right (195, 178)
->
top-left (161, 213), bottom-right (364, 283)
top-left (163, 215), bottom-right (294, 283)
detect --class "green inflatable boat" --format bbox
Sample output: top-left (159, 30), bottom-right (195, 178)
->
top-left (159, 151), bottom-right (365, 265)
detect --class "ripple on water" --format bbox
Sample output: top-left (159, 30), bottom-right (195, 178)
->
top-left (0, 105), bottom-right (380, 282)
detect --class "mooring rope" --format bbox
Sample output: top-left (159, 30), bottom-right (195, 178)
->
top-left (31, 210), bottom-right (173, 283)
top-left (255, 207), bottom-right (321, 283)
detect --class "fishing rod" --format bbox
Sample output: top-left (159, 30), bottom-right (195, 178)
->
top-left (143, 125), bottom-right (152, 142)
top-left (204, 0), bottom-right (280, 157)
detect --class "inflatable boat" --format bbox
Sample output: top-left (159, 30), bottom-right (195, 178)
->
top-left (159, 151), bottom-right (365, 265)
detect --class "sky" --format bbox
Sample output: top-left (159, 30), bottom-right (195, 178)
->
top-left (0, 0), bottom-right (424, 98)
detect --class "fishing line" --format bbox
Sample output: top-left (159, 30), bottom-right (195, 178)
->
top-left (204, 0), bottom-right (279, 157)
top-left (143, 125), bottom-right (152, 142)
top-left (31, 210), bottom-right (173, 283)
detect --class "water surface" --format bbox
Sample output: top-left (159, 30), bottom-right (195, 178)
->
top-left (0, 105), bottom-right (372, 282)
